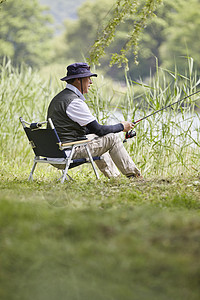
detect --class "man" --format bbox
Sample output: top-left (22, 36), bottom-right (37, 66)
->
top-left (47, 62), bottom-right (141, 178)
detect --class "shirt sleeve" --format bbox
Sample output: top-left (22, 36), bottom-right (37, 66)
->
top-left (86, 120), bottom-right (124, 136)
top-left (66, 99), bottom-right (96, 126)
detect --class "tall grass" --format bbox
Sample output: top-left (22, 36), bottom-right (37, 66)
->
top-left (0, 59), bottom-right (60, 164)
top-left (88, 58), bottom-right (200, 177)
top-left (0, 58), bottom-right (200, 177)
top-left (126, 58), bottom-right (200, 176)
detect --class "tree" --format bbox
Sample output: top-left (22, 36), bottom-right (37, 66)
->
top-left (88, 0), bottom-right (163, 68)
top-left (58, 0), bottom-right (200, 81)
top-left (60, 0), bottom-right (164, 80)
top-left (0, 0), bottom-right (54, 67)
top-left (62, 0), bottom-right (114, 62)
top-left (159, 0), bottom-right (200, 73)
top-left (124, 0), bottom-right (178, 79)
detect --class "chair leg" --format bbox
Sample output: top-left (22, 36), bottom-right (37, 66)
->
top-left (85, 144), bottom-right (100, 179)
top-left (28, 161), bottom-right (37, 181)
top-left (66, 173), bottom-right (73, 180)
top-left (57, 171), bottom-right (73, 182)
top-left (61, 147), bottom-right (75, 183)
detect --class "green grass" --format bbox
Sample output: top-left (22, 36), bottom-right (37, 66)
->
top-left (0, 167), bottom-right (200, 300)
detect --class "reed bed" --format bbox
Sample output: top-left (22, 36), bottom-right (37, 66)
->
top-left (88, 58), bottom-right (200, 177)
top-left (0, 58), bottom-right (200, 177)
top-left (128, 59), bottom-right (200, 177)
top-left (0, 59), bottom-right (60, 164)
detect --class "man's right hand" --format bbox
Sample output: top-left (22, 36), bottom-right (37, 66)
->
top-left (121, 121), bottom-right (135, 132)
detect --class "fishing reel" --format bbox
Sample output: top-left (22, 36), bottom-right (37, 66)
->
top-left (123, 130), bottom-right (136, 143)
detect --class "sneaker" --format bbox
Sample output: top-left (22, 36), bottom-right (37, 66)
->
top-left (127, 173), bottom-right (143, 179)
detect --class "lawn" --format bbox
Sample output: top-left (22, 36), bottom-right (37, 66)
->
top-left (0, 166), bottom-right (200, 300)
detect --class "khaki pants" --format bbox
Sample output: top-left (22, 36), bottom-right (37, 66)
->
top-left (73, 133), bottom-right (141, 178)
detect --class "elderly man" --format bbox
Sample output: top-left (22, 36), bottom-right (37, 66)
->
top-left (47, 62), bottom-right (141, 178)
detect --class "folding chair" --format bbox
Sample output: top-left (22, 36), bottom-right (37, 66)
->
top-left (19, 117), bottom-right (101, 183)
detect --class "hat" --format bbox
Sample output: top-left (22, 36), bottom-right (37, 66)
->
top-left (60, 62), bottom-right (97, 81)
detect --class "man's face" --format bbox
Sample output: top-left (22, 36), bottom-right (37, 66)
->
top-left (81, 77), bottom-right (92, 94)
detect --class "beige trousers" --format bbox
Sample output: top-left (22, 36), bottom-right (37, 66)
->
top-left (72, 133), bottom-right (141, 178)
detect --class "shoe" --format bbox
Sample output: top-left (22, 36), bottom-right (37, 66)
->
top-left (127, 173), bottom-right (143, 179)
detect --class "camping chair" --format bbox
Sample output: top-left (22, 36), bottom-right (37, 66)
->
top-left (19, 117), bottom-right (101, 183)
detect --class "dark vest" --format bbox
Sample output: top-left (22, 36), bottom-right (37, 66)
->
top-left (47, 88), bottom-right (86, 142)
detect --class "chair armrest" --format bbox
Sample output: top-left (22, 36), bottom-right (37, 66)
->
top-left (60, 139), bottom-right (91, 149)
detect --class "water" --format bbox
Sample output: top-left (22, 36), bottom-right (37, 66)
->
top-left (106, 109), bottom-right (200, 147)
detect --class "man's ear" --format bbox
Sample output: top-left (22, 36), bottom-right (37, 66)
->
top-left (73, 78), bottom-right (81, 87)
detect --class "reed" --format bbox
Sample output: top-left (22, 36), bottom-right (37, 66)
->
top-left (88, 57), bottom-right (200, 177)
top-left (120, 58), bottom-right (200, 176)
top-left (0, 58), bottom-right (199, 177)
top-left (0, 59), bottom-right (60, 164)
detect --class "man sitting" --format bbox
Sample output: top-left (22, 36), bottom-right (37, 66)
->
top-left (47, 62), bottom-right (141, 178)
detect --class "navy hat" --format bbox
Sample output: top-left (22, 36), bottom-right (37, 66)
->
top-left (60, 62), bottom-right (97, 81)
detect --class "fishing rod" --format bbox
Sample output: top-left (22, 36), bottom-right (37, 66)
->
top-left (123, 90), bottom-right (200, 142)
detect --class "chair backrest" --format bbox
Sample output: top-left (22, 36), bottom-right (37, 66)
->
top-left (20, 118), bottom-right (67, 158)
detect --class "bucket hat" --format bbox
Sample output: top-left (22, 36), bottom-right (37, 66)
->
top-left (60, 62), bottom-right (97, 81)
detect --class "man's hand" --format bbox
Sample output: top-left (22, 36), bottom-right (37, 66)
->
top-left (121, 121), bottom-right (135, 132)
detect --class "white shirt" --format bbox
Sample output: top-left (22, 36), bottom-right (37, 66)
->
top-left (66, 84), bottom-right (95, 126)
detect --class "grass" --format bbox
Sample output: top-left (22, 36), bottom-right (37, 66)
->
top-left (0, 169), bottom-right (200, 300)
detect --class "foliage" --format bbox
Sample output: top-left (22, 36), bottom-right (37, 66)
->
top-left (1, 0), bottom-right (200, 81)
top-left (160, 0), bottom-right (200, 73)
top-left (88, 0), bottom-right (200, 75)
top-left (0, 0), bottom-right (54, 67)
top-left (60, 0), bottom-right (160, 79)
top-left (88, 0), bottom-right (163, 68)
top-left (60, 0), bottom-right (114, 64)
top-left (57, 0), bottom-right (200, 81)
top-left (121, 0), bottom-right (178, 79)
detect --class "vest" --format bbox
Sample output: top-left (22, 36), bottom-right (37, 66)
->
top-left (47, 88), bottom-right (86, 142)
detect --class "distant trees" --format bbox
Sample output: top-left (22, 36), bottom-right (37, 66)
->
top-left (0, 0), bottom-right (54, 67)
top-left (88, 0), bottom-right (163, 68)
top-left (1, 0), bottom-right (200, 80)
top-left (59, 0), bottom-right (200, 80)
top-left (62, 0), bottom-right (112, 61)
top-left (159, 0), bottom-right (200, 73)
top-left (61, 0), bottom-right (162, 79)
